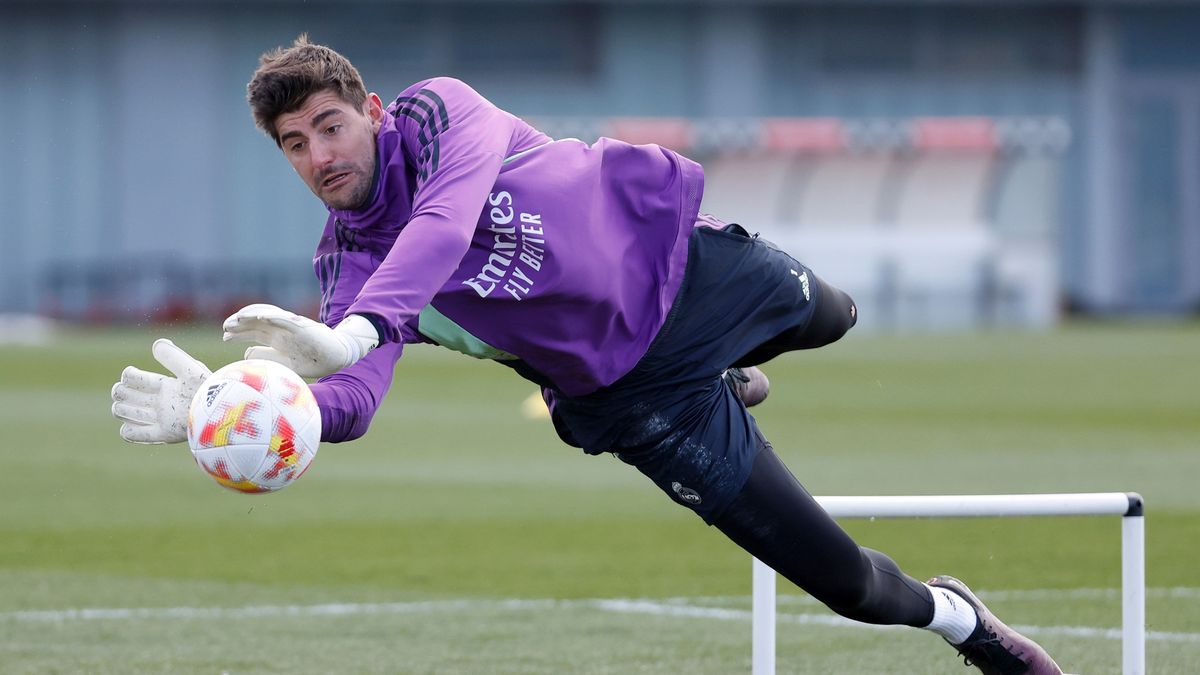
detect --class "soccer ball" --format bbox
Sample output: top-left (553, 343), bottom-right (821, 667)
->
top-left (186, 359), bottom-right (321, 494)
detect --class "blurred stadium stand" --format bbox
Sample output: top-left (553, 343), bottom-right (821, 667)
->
top-left (531, 115), bottom-right (1065, 329)
top-left (2, 1), bottom-right (1198, 327)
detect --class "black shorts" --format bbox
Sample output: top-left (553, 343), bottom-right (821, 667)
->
top-left (552, 222), bottom-right (854, 523)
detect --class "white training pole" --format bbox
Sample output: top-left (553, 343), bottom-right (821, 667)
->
top-left (813, 492), bottom-right (1135, 519)
top-left (751, 557), bottom-right (775, 675)
top-left (750, 492), bottom-right (1144, 675)
top-left (1122, 503), bottom-right (1145, 675)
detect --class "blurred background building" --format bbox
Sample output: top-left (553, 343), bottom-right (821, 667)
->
top-left (1, 0), bottom-right (1198, 330)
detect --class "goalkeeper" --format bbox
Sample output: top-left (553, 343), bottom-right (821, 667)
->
top-left (111, 36), bottom-right (1061, 675)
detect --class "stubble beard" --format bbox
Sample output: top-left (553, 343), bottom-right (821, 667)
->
top-left (318, 165), bottom-right (374, 211)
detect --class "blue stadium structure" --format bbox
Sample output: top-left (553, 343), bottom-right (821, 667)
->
top-left (2, 1), bottom-right (1197, 321)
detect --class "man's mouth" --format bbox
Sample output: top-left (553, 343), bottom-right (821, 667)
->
top-left (322, 172), bottom-right (351, 189)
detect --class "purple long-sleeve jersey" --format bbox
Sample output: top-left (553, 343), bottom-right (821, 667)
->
top-left (307, 77), bottom-right (704, 442)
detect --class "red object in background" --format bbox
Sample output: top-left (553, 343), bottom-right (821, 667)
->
top-left (761, 118), bottom-right (847, 152)
top-left (152, 297), bottom-right (198, 324)
top-left (911, 117), bottom-right (999, 151)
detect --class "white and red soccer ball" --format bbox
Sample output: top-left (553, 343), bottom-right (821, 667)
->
top-left (186, 360), bottom-right (321, 494)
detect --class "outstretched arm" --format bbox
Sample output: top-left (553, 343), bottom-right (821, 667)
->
top-left (112, 337), bottom-right (404, 446)
top-left (348, 77), bottom-right (518, 344)
top-left (222, 79), bottom-right (522, 377)
top-left (308, 341), bottom-right (404, 443)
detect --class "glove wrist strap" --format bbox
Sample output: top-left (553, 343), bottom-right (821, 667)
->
top-left (333, 314), bottom-right (381, 364)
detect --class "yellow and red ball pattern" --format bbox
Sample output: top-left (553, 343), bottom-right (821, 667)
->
top-left (186, 359), bottom-right (321, 494)
top-left (196, 399), bottom-right (263, 449)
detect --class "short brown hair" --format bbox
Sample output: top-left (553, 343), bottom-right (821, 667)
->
top-left (246, 34), bottom-right (368, 145)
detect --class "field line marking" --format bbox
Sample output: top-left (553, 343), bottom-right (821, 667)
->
top-left (769, 586), bottom-right (1200, 604)
top-left (594, 599), bottom-right (1200, 643)
top-left (975, 586), bottom-right (1200, 602)
top-left (3, 594), bottom-right (1199, 644)
top-left (672, 586), bottom-right (1200, 606)
top-left (0, 599), bottom-right (561, 622)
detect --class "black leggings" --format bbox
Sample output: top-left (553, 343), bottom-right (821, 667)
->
top-left (717, 266), bottom-right (935, 625)
top-left (733, 272), bottom-right (859, 368)
top-left (712, 441), bottom-right (934, 627)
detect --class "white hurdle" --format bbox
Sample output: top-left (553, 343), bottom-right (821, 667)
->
top-left (751, 492), bottom-right (1145, 675)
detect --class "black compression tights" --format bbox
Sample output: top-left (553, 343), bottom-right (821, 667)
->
top-left (712, 445), bottom-right (934, 627)
top-left (733, 272), bottom-right (859, 368)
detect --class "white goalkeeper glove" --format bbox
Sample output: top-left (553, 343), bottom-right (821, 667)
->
top-left (221, 303), bottom-right (379, 378)
top-left (111, 338), bottom-right (211, 444)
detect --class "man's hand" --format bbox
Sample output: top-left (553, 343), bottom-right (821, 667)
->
top-left (221, 303), bottom-right (378, 378)
top-left (111, 339), bottom-right (211, 444)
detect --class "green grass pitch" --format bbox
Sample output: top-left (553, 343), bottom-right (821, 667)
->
top-left (1, 321), bottom-right (1197, 673)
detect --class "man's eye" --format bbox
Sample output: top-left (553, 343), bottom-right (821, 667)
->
top-left (289, 141), bottom-right (305, 152)
top-left (325, 124), bottom-right (341, 135)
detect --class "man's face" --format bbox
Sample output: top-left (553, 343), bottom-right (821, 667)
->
top-left (275, 90), bottom-right (384, 210)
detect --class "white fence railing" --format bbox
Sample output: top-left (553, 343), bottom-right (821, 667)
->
top-left (752, 492), bottom-right (1145, 675)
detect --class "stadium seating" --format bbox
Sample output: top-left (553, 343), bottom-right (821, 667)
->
top-left (40, 115), bottom-right (1064, 330)
top-left (691, 116), bottom-right (1062, 329)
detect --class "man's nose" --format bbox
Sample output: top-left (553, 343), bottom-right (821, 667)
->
top-left (310, 140), bottom-right (336, 167)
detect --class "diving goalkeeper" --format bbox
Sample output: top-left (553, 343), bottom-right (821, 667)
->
top-left (111, 35), bottom-right (1062, 675)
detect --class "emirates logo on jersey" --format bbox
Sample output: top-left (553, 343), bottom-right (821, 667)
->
top-left (461, 190), bottom-right (548, 301)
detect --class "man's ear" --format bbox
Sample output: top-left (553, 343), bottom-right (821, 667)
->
top-left (365, 93), bottom-right (384, 132)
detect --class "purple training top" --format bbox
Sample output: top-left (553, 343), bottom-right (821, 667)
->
top-left (307, 77), bottom-right (704, 442)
